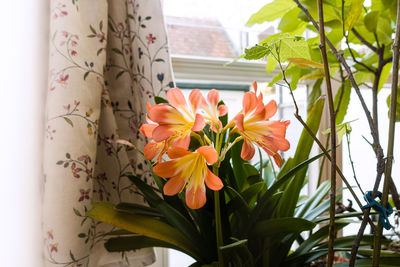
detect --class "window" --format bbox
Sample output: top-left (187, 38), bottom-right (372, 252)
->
top-left (162, 0), bottom-right (310, 265)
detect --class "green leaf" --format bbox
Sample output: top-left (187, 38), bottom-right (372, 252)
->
top-left (251, 217), bottom-right (316, 237)
top-left (123, 174), bottom-right (209, 258)
top-left (63, 117), bottom-right (73, 127)
top-left (386, 91), bottom-right (400, 122)
top-left (241, 181), bottom-right (266, 205)
top-left (276, 98), bottom-right (325, 218)
top-left (354, 71), bottom-right (371, 85)
top-left (266, 55), bottom-right (277, 73)
top-left (105, 235), bottom-right (182, 252)
top-left (84, 72), bottom-right (89, 80)
top-left (243, 45), bottom-right (269, 60)
top-left (154, 96), bottom-right (168, 104)
top-left (278, 8), bottom-right (307, 34)
top-left (154, 58), bottom-right (165, 62)
top-left (286, 221), bottom-right (350, 261)
top-left (220, 239), bottom-right (254, 266)
top-left (89, 25), bottom-right (96, 34)
top-left (112, 48), bottom-right (123, 55)
top-left (295, 180), bottom-right (330, 218)
top-left (279, 37), bottom-right (311, 62)
top-left (364, 11), bottom-right (380, 32)
top-left (87, 202), bottom-right (201, 260)
top-left (226, 186), bottom-right (251, 215)
top-left (116, 71), bottom-right (125, 80)
top-left (246, 0), bottom-right (296, 25)
top-left (307, 79), bottom-right (322, 112)
top-left (345, 0), bottom-right (364, 31)
top-left (114, 202), bottom-right (164, 217)
top-left (334, 79), bottom-right (351, 124)
top-left (268, 73), bottom-right (283, 87)
top-left (377, 15), bottom-right (393, 45)
top-left (231, 139), bottom-right (248, 190)
top-left (247, 148), bottom-right (328, 233)
top-left (70, 250), bottom-right (76, 261)
top-left (73, 208), bottom-right (82, 216)
top-left (378, 62), bottom-right (392, 92)
top-left (333, 257), bottom-right (400, 267)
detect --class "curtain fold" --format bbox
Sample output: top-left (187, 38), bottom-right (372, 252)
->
top-left (43, 0), bottom-right (174, 266)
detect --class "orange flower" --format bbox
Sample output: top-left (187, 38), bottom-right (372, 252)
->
top-left (139, 106), bottom-right (169, 162)
top-left (153, 146), bottom-right (223, 209)
top-left (147, 88), bottom-right (206, 149)
top-left (199, 89), bottom-right (228, 132)
top-left (230, 82), bottom-right (290, 167)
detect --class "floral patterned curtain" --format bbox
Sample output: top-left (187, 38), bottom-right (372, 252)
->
top-left (42, 0), bottom-right (174, 266)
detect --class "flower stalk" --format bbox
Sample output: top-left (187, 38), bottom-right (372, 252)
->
top-left (213, 165), bottom-right (224, 267)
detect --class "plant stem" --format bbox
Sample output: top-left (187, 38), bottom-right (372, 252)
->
top-left (317, 1), bottom-right (337, 265)
top-left (276, 53), bottom-right (371, 227)
top-left (213, 165), bottom-right (224, 266)
top-left (372, 0), bottom-right (400, 265)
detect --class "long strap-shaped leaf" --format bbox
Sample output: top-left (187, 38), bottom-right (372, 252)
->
top-left (87, 202), bottom-right (201, 261)
top-left (250, 217), bottom-right (316, 237)
top-left (105, 235), bottom-right (182, 252)
top-left (122, 174), bottom-right (209, 257)
top-left (246, 149), bottom-right (328, 234)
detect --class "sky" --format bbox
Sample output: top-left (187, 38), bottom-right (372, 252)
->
top-left (163, 0), bottom-right (273, 32)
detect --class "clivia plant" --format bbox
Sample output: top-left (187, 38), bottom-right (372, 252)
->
top-left (87, 82), bottom-right (369, 266)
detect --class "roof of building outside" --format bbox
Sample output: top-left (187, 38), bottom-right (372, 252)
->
top-left (166, 16), bottom-right (238, 59)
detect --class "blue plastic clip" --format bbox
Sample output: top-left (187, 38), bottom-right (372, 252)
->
top-left (361, 191), bottom-right (393, 230)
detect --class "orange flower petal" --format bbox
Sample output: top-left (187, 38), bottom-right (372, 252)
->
top-left (264, 100), bottom-right (278, 120)
top-left (139, 123), bottom-right (157, 138)
top-left (267, 120), bottom-right (290, 137)
top-left (233, 113), bottom-right (245, 132)
top-left (267, 135), bottom-right (290, 151)
top-left (149, 104), bottom-right (171, 122)
top-left (146, 102), bottom-right (152, 113)
top-left (273, 153), bottom-right (283, 167)
top-left (192, 114), bottom-right (206, 131)
top-left (167, 88), bottom-right (187, 109)
top-left (143, 141), bottom-right (163, 160)
top-left (168, 147), bottom-right (192, 159)
top-left (186, 186), bottom-right (206, 209)
top-left (153, 161), bottom-right (177, 178)
top-left (189, 89), bottom-right (207, 110)
top-left (242, 92), bottom-right (258, 114)
top-left (163, 175), bottom-right (186, 195)
top-left (152, 125), bottom-right (174, 142)
top-left (207, 89), bottom-right (219, 106)
top-left (205, 169), bottom-right (223, 190)
top-left (217, 104), bottom-right (228, 117)
top-left (241, 140), bottom-right (255, 161)
top-left (252, 81), bottom-right (258, 93)
top-left (197, 146), bottom-right (218, 165)
top-left (172, 134), bottom-right (191, 149)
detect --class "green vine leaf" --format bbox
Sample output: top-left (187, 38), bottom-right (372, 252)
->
top-left (243, 45), bottom-right (269, 60)
top-left (63, 117), bottom-right (74, 127)
top-left (345, 0), bottom-right (364, 31)
top-left (246, 0), bottom-right (296, 26)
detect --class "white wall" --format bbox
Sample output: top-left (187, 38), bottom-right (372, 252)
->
top-left (0, 1), bottom-right (48, 266)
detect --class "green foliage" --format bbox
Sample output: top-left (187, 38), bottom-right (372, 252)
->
top-left (86, 98), bottom-right (361, 266)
